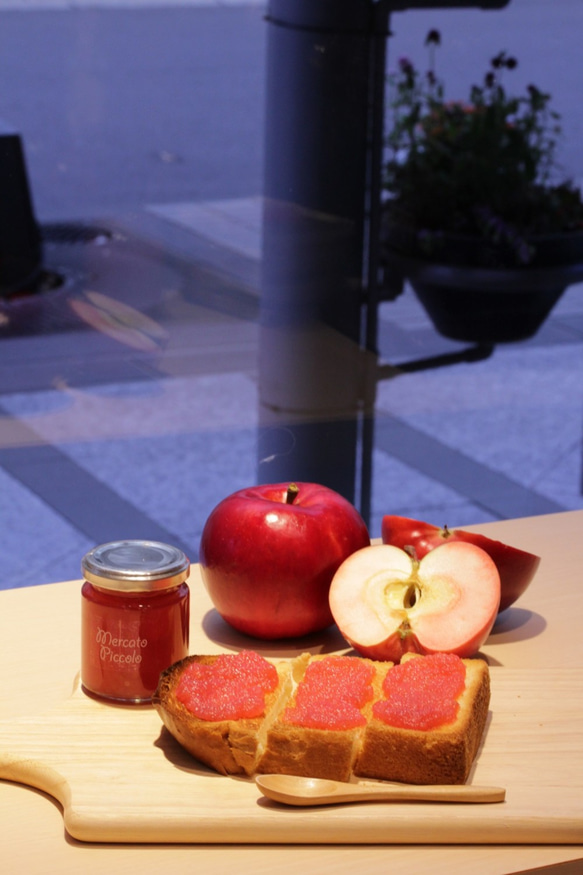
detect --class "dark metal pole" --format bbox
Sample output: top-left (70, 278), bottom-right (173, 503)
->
top-left (258, 1), bottom-right (388, 506)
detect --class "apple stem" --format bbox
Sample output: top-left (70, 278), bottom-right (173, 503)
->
top-left (443, 524), bottom-right (451, 538)
top-left (286, 483), bottom-right (300, 504)
top-left (404, 544), bottom-right (420, 569)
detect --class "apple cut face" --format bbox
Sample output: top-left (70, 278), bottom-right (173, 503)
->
top-left (329, 542), bottom-right (501, 662)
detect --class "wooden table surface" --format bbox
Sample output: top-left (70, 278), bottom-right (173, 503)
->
top-left (1, 509), bottom-right (582, 874)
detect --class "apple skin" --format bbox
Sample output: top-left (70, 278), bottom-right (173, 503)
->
top-left (199, 482), bottom-right (370, 640)
top-left (381, 515), bottom-right (541, 613)
top-left (329, 542), bottom-right (501, 662)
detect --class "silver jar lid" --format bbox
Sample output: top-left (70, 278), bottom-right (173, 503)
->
top-left (82, 540), bottom-right (190, 592)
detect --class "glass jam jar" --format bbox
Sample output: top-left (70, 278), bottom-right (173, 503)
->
top-left (81, 540), bottom-right (190, 703)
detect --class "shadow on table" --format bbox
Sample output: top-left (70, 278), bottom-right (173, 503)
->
top-left (488, 607), bottom-right (547, 649)
top-left (201, 608), bottom-right (349, 657)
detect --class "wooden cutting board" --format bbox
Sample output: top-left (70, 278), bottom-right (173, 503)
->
top-left (0, 667), bottom-right (581, 845)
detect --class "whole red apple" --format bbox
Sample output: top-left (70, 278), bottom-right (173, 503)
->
top-left (329, 542), bottom-right (501, 662)
top-left (199, 482), bottom-right (370, 639)
top-left (381, 515), bottom-right (540, 613)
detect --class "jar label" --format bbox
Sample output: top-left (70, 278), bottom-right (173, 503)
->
top-left (95, 627), bottom-right (148, 665)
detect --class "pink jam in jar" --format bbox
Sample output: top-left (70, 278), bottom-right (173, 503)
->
top-left (81, 540), bottom-right (190, 703)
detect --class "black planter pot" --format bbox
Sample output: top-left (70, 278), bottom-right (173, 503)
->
top-left (411, 277), bottom-right (564, 344)
top-left (381, 231), bottom-right (583, 344)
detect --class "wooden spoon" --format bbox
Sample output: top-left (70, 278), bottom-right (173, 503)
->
top-left (256, 774), bottom-right (506, 806)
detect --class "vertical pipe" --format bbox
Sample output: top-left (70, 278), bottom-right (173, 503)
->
top-left (258, 1), bottom-right (379, 504)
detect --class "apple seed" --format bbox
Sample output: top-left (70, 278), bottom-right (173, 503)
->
top-left (403, 581), bottom-right (421, 609)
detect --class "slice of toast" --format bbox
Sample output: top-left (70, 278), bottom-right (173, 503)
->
top-left (257, 655), bottom-right (390, 782)
top-left (353, 653), bottom-right (491, 785)
top-left (153, 652), bottom-right (309, 776)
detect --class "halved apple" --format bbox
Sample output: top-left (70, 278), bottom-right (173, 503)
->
top-left (328, 542), bottom-right (501, 662)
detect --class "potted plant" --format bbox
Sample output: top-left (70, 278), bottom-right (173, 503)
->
top-left (381, 29), bottom-right (583, 343)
